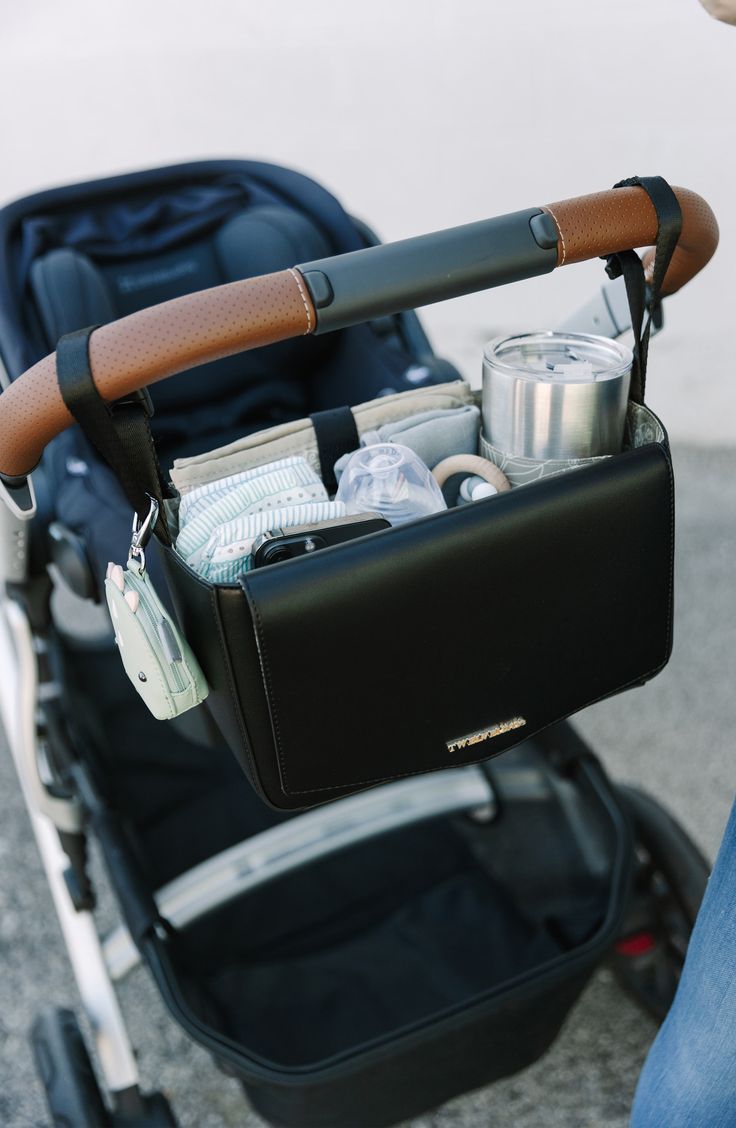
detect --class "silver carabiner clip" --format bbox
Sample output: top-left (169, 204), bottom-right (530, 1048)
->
top-left (129, 495), bottom-right (159, 572)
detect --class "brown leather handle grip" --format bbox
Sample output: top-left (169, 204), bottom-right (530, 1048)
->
top-left (0, 269), bottom-right (315, 480)
top-left (0, 184), bottom-right (717, 481)
top-left (542, 185), bottom-right (718, 296)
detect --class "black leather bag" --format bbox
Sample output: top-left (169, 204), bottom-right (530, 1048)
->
top-left (161, 398), bottom-right (673, 810)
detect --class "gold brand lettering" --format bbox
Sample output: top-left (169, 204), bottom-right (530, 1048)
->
top-left (446, 716), bottom-right (526, 754)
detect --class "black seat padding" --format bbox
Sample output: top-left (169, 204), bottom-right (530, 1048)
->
top-left (30, 247), bottom-right (118, 341)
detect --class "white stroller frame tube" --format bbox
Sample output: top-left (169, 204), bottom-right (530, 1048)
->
top-left (0, 358), bottom-right (35, 582)
top-left (19, 800), bottom-right (140, 1094)
top-left (0, 487), bottom-right (35, 582)
top-left (0, 596), bottom-right (81, 833)
top-left (0, 596), bottom-right (140, 1094)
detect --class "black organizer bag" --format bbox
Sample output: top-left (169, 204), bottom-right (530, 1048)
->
top-left (162, 430), bottom-right (673, 810)
top-left (58, 177), bottom-right (681, 812)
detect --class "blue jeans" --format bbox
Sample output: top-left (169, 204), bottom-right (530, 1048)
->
top-left (631, 797), bottom-right (736, 1127)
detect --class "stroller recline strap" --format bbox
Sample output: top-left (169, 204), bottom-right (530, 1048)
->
top-left (310, 406), bottom-right (360, 495)
top-left (56, 326), bottom-right (172, 544)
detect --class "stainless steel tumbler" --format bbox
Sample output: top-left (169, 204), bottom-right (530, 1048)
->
top-left (482, 332), bottom-right (633, 461)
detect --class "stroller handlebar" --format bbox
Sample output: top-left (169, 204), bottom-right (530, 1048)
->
top-left (0, 183), bottom-right (717, 483)
top-left (543, 185), bottom-right (718, 295)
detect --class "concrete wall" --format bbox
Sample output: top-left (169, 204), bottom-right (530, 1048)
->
top-left (3, 0), bottom-right (734, 441)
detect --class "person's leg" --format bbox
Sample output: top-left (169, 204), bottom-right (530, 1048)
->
top-left (631, 797), bottom-right (736, 1127)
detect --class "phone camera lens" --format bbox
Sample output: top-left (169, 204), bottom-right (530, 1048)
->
top-left (268, 547), bottom-right (291, 563)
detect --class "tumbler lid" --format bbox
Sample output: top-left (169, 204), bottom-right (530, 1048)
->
top-left (483, 332), bottom-right (632, 384)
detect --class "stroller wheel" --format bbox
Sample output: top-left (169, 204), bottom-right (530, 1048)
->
top-left (112, 1090), bottom-right (177, 1127)
top-left (31, 1006), bottom-right (110, 1127)
top-left (611, 785), bottom-right (711, 1022)
top-left (30, 1007), bottom-right (177, 1127)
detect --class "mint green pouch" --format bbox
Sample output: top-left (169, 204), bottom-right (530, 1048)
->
top-left (105, 556), bottom-right (209, 721)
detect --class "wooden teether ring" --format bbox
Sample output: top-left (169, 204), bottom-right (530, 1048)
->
top-left (431, 454), bottom-right (511, 493)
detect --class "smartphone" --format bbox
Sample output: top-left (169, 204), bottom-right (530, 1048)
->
top-left (251, 513), bottom-right (390, 568)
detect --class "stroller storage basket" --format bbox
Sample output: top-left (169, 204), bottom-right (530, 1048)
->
top-left (134, 733), bottom-right (632, 1128)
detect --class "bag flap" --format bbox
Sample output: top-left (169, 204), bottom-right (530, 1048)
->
top-left (240, 444), bottom-right (673, 802)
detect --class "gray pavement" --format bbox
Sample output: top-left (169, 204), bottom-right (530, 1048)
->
top-left (1, 442), bottom-right (734, 1128)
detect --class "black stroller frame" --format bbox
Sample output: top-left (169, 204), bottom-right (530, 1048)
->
top-left (0, 161), bottom-right (716, 1126)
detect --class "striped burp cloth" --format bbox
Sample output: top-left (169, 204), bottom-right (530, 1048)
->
top-left (184, 501), bottom-right (349, 583)
top-left (176, 456), bottom-right (343, 582)
top-left (179, 457), bottom-right (324, 526)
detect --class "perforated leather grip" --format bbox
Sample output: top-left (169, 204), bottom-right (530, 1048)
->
top-left (542, 185), bottom-right (718, 296)
top-left (0, 185), bottom-right (717, 480)
top-left (0, 270), bottom-right (315, 479)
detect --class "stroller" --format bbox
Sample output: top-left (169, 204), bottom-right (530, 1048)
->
top-left (0, 160), bottom-right (715, 1126)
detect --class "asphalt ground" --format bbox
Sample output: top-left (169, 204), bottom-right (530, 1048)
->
top-left (1, 442), bottom-right (734, 1128)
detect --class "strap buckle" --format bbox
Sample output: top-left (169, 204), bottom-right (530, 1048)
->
top-left (129, 495), bottom-right (159, 571)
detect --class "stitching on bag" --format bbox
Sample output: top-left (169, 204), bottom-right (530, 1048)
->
top-left (288, 268), bottom-right (312, 333)
top-left (662, 441), bottom-right (676, 665)
top-left (209, 584), bottom-right (266, 795)
top-left (141, 425), bottom-right (172, 544)
top-left (244, 586), bottom-right (291, 793)
top-left (164, 548), bottom-right (264, 792)
top-left (543, 205), bottom-right (566, 266)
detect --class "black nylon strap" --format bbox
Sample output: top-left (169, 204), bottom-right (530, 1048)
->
top-left (606, 176), bottom-right (682, 404)
top-left (55, 326), bottom-right (102, 419)
top-left (56, 327), bottom-right (171, 544)
top-left (605, 248), bottom-right (647, 403)
top-left (310, 406), bottom-right (361, 495)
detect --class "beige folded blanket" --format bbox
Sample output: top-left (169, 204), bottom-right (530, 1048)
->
top-left (170, 380), bottom-right (474, 494)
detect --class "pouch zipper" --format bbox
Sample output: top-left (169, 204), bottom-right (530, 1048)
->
top-left (124, 568), bottom-right (188, 696)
